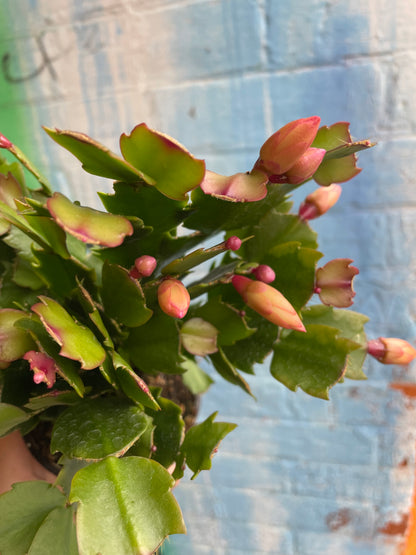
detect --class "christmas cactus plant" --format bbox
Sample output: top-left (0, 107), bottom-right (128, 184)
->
top-left (0, 118), bottom-right (414, 555)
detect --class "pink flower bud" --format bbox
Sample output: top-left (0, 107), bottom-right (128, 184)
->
top-left (225, 236), bottom-right (242, 251)
top-left (0, 133), bottom-right (12, 149)
top-left (284, 147), bottom-right (326, 185)
top-left (232, 275), bottom-right (305, 332)
top-left (367, 338), bottom-right (416, 365)
top-left (23, 351), bottom-right (58, 388)
top-left (256, 116), bottom-right (321, 176)
top-left (158, 278), bottom-right (190, 319)
top-left (130, 255), bottom-right (157, 279)
top-left (315, 258), bottom-right (359, 308)
top-left (251, 264), bottom-right (276, 283)
top-left (298, 184), bottom-right (342, 220)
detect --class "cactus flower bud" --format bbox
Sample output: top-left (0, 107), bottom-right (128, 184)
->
top-left (367, 338), bottom-right (416, 365)
top-left (232, 275), bottom-right (305, 332)
top-left (23, 351), bottom-right (58, 388)
top-left (130, 255), bottom-right (157, 279)
top-left (225, 235), bottom-right (242, 251)
top-left (0, 133), bottom-right (12, 149)
top-left (284, 147), bottom-right (326, 185)
top-left (298, 184), bottom-right (342, 220)
top-left (225, 236), bottom-right (242, 251)
top-left (158, 278), bottom-right (190, 319)
top-left (256, 116), bottom-right (321, 176)
top-left (252, 264), bottom-right (276, 283)
top-left (315, 258), bottom-right (359, 308)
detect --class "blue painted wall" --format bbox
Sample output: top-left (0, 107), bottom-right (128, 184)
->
top-left (1, 1), bottom-right (416, 553)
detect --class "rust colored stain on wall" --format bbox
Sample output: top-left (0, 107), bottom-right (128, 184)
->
top-left (390, 383), bottom-right (416, 398)
top-left (378, 513), bottom-right (409, 536)
top-left (325, 508), bottom-right (352, 531)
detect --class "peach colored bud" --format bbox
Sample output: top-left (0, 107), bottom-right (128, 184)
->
top-left (257, 116), bottom-right (321, 176)
top-left (158, 278), bottom-right (190, 319)
top-left (315, 258), bottom-right (359, 308)
top-left (130, 255), bottom-right (157, 279)
top-left (232, 275), bottom-right (305, 332)
top-left (23, 351), bottom-right (58, 388)
top-left (0, 133), bottom-right (12, 149)
top-left (284, 147), bottom-right (326, 185)
top-left (298, 183), bottom-right (342, 220)
top-left (367, 338), bottom-right (416, 365)
top-left (252, 264), bottom-right (276, 283)
top-left (225, 236), bottom-right (242, 251)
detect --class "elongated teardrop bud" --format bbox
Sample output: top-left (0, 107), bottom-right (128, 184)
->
top-left (158, 278), bottom-right (190, 319)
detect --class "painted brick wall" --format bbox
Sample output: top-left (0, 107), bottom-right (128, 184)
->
top-left (1, 1), bottom-right (416, 553)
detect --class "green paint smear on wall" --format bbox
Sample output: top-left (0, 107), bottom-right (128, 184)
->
top-left (0, 1), bottom-right (43, 188)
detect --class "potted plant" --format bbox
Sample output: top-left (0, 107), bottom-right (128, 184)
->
top-left (0, 117), bottom-right (414, 555)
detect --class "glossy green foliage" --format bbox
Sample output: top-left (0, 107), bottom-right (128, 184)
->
top-left (312, 122), bottom-right (374, 186)
top-left (43, 127), bottom-right (144, 182)
top-left (302, 305), bottom-right (369, 380)
top-left (0, 402), bottom-right (30, 436)
top-left (120, 123), bottom-right (206, 200)
top-left (70, 457), bottom-right (186, 555)
top-left (0, 121), bottom-right (374, 554)
top-left (0, 482), bottom-right (74, 555)
top-left (271, 324), bottom-right (360, 399)
top-left (51, 397), bottom-right (151, 460)
top-left (101, 262), bottom-right (153, 327)
top-left (175, 412), bottom-right (237, 479)
top-left (48, 192), bottom-right (133, 247)
top-left (32, 296), bottom-right (106, 370)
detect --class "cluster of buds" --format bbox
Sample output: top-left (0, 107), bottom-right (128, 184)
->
top-left (253, 116), bottom-right (325, 185)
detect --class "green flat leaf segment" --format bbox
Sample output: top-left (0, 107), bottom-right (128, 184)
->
top-left (32, 296), bottom-right (106, 370)
top-left (124, 312), bottom-right (183, 374)
top-left (209, 348), bottom-right (254, 397)
top-left (120, 123), bottom-right (206, 201)
top-left (313, 122), bottom-right (375, 158)
top-left (51, 397), bottom-right (151, 460)
top-left (0, 482), bottom-right (67, 555)
top-left (16, 316), bottom-right (86, 397)
top-left (101, 262), bottom-right (153, 327)
top-left (0, 308), bottom-right (36, 365)
top-left (246, 212), bottom-right (318, 263)
top-left (271, 324), bottom-right (360, 399)
top-left (44, 127), bottom-right (145, 182)
top-left (47, 192), bottom-right (133, 247)
top-left (70, 457), bottom-right (186, 555)
top-left (194, 297), bottom-right (256, 346)
top-left (0, 172), bottom-right (23, 234)
top-left (179, 412), bottom-right (237, 479)
top-left (0, 402), bottom-right (31, 436)
top-left (27, 505), bottom-right (79, 555)
top-left (99, 182), bottom-right (187, 234)
top-left (161, 244), bottom-right (226, 276)
top-left (180, 358), bottom-right (214, 395)
top-left (23, 215), bottom-right (70, 259)
top-left (147, 397), bottom-right (185, 468)
top-left (112, 351), bottom-right (160, 410)
top-left (302, 305), bottom-right (369, 380)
